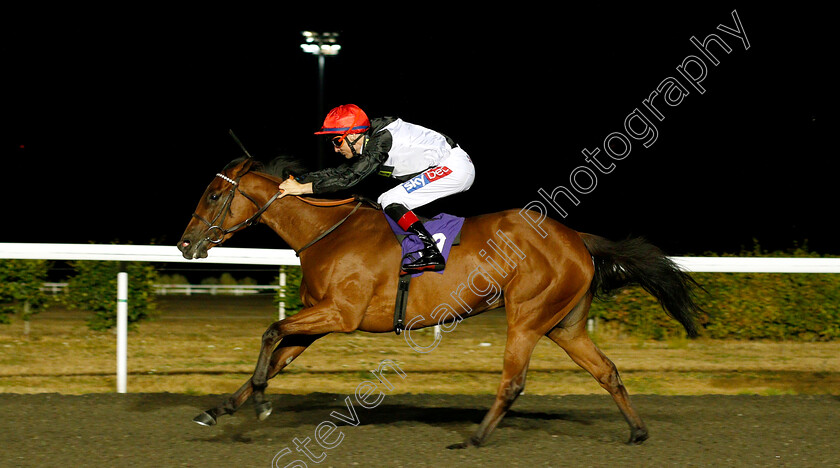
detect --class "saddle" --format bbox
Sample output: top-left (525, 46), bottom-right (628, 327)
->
top-left (389, 213), bottom-right (465, 334)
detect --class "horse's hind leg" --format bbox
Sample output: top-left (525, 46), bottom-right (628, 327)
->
top-left (448, 325), bottom-right (541, 449)
top-left (546, 295), bottom-right (649, 444)
top-left (193, 334), bottom-right (324, 426)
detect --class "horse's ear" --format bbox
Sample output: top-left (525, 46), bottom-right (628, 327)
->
top-left (224, 130), bottom-right (257, 178)
top-left (228, 157), bottom-right (254, 179)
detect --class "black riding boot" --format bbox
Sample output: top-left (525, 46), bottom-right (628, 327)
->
top-left (384, 203), bottom-right (446, 275)
top-left (402, 222), bottom-right (446, 274)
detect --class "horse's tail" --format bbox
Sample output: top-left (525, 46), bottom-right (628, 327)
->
top-left (579, 233), bottom-right (702, 338)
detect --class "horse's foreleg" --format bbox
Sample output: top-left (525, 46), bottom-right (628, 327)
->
top-left (251, 302), bottom-right (351, 420)
top-left (546, 304), bottom-right (649, 444)
top-left (448, 326), bottom-right (540, 449)
top-left (193, 333), bottom-right (324, 426)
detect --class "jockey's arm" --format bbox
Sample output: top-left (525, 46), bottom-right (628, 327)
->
top-left (290, 151), bottom-right (384, 194)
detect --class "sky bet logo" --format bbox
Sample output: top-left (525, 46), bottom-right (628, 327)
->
top-left (402, 166), bottom-right (452, 193)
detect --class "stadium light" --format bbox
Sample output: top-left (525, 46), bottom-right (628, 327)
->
top-left (300, 31), bottom-right (341, 168)
top-left (300, 31), bottom-right (342, 56)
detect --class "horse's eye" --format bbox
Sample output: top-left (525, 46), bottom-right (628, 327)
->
top-left (209, 193), bottom-right (220, 201)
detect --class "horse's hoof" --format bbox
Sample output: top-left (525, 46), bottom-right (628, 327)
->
top-left (255, 401), bottom-right (272, 421)
top-left (193, 410), bottom-right (217, 427)
top-left (627, 428), bottom-right (649, 445)
top-left (446, 437), bottom-right (479, 450)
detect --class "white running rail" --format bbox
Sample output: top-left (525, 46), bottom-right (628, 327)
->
top-left (3, 243), bottom-right (839, 272)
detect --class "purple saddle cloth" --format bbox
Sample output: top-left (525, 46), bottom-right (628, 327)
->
top-left (384, 213), bottom-right (465, 277)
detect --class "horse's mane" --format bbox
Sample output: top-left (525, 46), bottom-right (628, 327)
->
top-left (224, 155), bottom-right (309, 181)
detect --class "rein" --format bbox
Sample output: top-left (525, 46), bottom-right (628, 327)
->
top-left (192, 171), bottom-right (363, 255)
top-left (297, 196), bottom-right (357, 207)
top-left (293, 201), bottom-right (362, 256)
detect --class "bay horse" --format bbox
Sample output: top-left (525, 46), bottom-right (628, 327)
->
top-left (177, 155), bottom-right (702, 448)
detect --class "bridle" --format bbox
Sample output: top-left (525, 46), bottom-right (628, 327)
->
top-left (191, 172), bottom-right (285, 245)
top-left (191, 130), bottom-right (288, 245)
top-left (191, 169), bottom-right (363, 256)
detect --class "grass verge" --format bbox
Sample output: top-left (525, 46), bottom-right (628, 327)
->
top-left (2, 297), bottom-right (839, 396)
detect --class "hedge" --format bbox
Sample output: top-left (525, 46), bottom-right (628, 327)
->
top-left (590, 244), bottom-right (840, 341)
top-left (63, 261), bottom-right (158, 330)
top-left (0, 259), bottom-right (51, 324)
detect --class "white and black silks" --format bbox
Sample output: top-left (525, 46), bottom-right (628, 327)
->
top-left (299, 116), bottom-right (459, 194)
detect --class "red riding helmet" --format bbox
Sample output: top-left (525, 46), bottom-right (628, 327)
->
top-left (314, 104), bottom-right (370, 137)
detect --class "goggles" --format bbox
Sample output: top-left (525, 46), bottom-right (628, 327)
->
top-left (330, 133), bottom-right (363, 148)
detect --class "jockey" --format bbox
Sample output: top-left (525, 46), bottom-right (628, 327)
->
top-left (278, 104), bottom-right (475, 275)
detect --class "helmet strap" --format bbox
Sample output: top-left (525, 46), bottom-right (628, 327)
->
top-left (348, 134), bottom-right (367, 158)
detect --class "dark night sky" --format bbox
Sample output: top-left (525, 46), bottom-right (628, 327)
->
top-left (2, 6), bottom-right (833, 259)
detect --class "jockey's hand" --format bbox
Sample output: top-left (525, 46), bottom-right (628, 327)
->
top-left (278, 178), bottom-right (314, 196)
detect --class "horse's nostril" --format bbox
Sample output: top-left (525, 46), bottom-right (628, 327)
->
top-left (180, 240), bottom-right (191, 248)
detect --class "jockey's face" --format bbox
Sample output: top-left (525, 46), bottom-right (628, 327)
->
top-left (332, 134), bottom-right (364, 159)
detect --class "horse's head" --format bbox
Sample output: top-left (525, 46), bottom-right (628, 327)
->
top-left (178, 157), bottom-right (261, 259)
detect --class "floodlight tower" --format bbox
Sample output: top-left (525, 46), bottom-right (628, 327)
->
top-left (301, 31), bottom-right (341, 168)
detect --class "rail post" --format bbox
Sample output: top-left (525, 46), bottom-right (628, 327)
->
top-left (278, 267), bottom-right (286, 321)
top-left (116, 271), bottom-right (128, 394)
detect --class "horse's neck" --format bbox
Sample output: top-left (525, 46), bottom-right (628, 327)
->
top-left (242, 172), bottom-right (357, 252)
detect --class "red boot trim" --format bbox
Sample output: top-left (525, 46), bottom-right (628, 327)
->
top-left (397, 211), bottom-right (420, 231)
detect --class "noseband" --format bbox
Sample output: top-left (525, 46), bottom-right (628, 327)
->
top-left (191, 172), bottom-right (284, 245)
